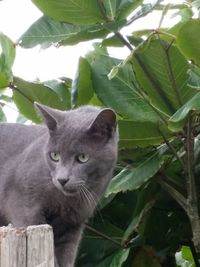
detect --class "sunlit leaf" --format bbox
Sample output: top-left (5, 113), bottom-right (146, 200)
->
top-left (19, 16), bottom-right (108, 48)
top-left (131, 37), bottom-right (195, 116)
top-left (177, 19), bottom-right (200, 67)
top-left (0, 33), bottom-right (15, 88)
top-left (87, 53), bottom-right (159, 122)
top-left (12, 77), bottom-right (71, 122)
top-left (71, 57), bottom-right (94, 106)
top-left (32, 0), bottom-right (103, 25)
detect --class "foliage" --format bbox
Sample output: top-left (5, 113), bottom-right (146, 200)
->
top-left (1, 0), bottom-right (200, 266)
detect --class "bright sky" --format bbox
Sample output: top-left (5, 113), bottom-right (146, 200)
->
top-left (0, 0), bottom-right (183, 121)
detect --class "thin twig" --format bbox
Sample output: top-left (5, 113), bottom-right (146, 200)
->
top-left (85, 224), bottom-right (122, 247)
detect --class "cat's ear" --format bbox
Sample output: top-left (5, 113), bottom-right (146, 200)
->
top-left (34, 102), bottom-right (63, 131)
top-left (88, 109), bottom-right (117, 141)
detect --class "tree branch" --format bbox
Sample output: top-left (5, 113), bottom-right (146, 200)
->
top-left (157, 175), bottom-right (187, 212)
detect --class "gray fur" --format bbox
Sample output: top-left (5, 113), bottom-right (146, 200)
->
top-left (0, 103), bottom-right (118, 267)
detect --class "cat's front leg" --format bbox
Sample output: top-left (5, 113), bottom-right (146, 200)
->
top-left (54, 226), bottom-right (83, 267)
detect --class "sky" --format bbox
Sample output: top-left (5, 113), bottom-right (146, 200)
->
top-left (0, 0), bottom-right (184, 121)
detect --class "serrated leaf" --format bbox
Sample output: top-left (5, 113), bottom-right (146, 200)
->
top-left (106, 148), bottom-right (165, 196)
top-left (19, 16), bottom-right (108, 48)
top-left (87, 53), bottom-right (159, 122)
top-left (32, 0), bottom-right (103, 25)
top-left (132, 38), bottom-right (195, 116)
top-left (119, 120), bottom-right (172, 148)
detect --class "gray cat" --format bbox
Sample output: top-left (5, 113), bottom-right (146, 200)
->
top-left (0, 103), bottom-right (118, 267)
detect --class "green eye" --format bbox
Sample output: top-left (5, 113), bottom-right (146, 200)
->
top-left (77, 153), bottom-right (89, 163)
top-left (50, 152), bottom-right (60, 162)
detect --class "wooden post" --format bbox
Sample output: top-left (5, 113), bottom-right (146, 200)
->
top-left (26, 225), bottom-right (54, 267)
top-left (0, 224), bottom-right (54, 267)
top-left (0, 225), bottom-right (26, 267)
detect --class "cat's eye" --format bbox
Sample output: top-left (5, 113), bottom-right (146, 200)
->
top-left (77, 153), bottom-right (89, 163)
top-left (49, 152), bottom-right (60, 162)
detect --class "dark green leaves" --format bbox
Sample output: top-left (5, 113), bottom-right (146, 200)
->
top-left (0, 33), bottom-right (15, 89)
top-left (106, 148), bottom-right (165, 196)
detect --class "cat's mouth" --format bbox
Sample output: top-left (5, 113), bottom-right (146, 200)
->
top-left (53, 179), bottom-right (81, 196)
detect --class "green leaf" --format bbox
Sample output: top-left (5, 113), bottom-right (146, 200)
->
top-left (177, 19), bottom-right (200, 67)
top-left (43, 79), bottom-right (71, 108)
top-left (123, 182), bottom-right (158, 244)
top-left (0, 33), bottom-right (15, 89)
top-left (32, 0), bottom-right (103, 25)
top-left (87, 53), bottom-right (159, 122)
top-left (103, 0), bottom-right (117, 21)
top-left (169, 92), bottom-right (200, 131)
top-left (131, 38), bottom-right (195, 116)
top-left (12, 77), bottom-right (70, 123)
top-left (105, 148), bottom-right (165, 196)
top-left (0, 105), bottom-right (6, 122)
top-left (119, 120), bottom-right (172, 148)
top-left (71, 57), bottom-right (94, 107)
top-left (116, 0), bottom-right (143, 21)
top-left (96, 249), bottom-right (130, 267)
top-left (19, 16), bottom-right (108, 48)
top-left (188, 65), bottom-right (200, 89)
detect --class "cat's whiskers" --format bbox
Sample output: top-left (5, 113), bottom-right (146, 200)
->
top-left (79, 185), bottom-right (104, 224)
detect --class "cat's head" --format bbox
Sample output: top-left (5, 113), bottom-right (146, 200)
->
top-left (35, 103), bottom-right (118, 205)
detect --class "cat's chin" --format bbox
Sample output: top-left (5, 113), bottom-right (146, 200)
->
top-left (53, 179), bottom-right (79, 197)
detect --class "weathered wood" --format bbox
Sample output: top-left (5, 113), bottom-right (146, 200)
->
top-left (0, 224), bottom-right (55, 267)
top-left (26, 224), bottom-right (55, 267)
top-left (0, 225), bottom-right (26, 267)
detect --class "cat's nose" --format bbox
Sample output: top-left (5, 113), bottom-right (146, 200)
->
top-left (57, 178), bottom-right (69, 187)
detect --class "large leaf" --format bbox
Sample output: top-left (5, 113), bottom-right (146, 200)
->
top-left (119, 120), bottom-right (172, 148)
top-left (122, 182), bottom-right (158, 244)
top-left (71, 57), bottom-right (94, 106)
top-left (177, 19), bottom-right (200, 67)
top-left (105, 148), bottom-right (166, 196)
top-left (169, 92), bottom-right (200, 131)
top-left (131, 37), bottom-right (195, 116)
top-left (19, 16), bottom-right (108, 48)
top-left (32, 0), bottom-right (103, 25)
top-left (96, 248), bottom-right (130, 267)
top-left (87, 53), bottom-right (159, 122)
top-left (12, 77), bottom-right (71, 122)
top-left (0, 33), bottom-right (15, 89)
